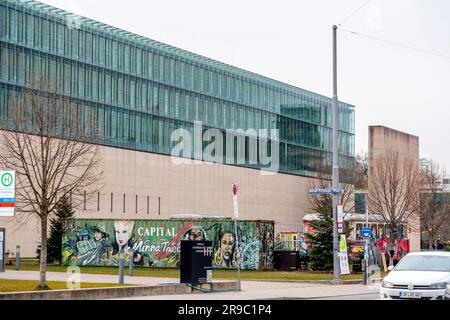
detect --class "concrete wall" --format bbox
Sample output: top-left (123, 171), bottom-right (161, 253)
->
top-left (369, 126), bottom-right (419, 164)
top-left (368, 125), bottom-right (421, 252)
top-left (0, 281), bottom-right (239, 300)
top-left (1, 144), bottom-right (312, 257)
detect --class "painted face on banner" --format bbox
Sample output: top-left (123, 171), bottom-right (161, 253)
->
top-left (94, 231), bottom-right (102, 241)
top-left (186, 227), bottom-right (205, 241)
top-left (134, 253), bottom-right (143, 263)
top-left (114, 221), bottom-right (134, 247)
top-left (221, 232), bottom-right (235, 261)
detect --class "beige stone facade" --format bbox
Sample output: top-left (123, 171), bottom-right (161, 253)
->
top-left (368, 125), bottom-right (421, 252)
top-left (1, 144), bottom-right (313, 257)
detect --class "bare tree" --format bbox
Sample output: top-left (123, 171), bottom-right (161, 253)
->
top-left (420, 159), bottom-right (449, 250)
top-left (0, 77), bottom-right (103, 288)
top-left (354, 151), bottom-right (368, 190)
top-left (368, 151), bottom-right (421, 256)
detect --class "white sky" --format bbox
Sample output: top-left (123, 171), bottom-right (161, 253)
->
top-left (38, 0), bottom-right (450, 171)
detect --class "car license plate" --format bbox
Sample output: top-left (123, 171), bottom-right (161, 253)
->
top-left (399, 291), bottom-right (422, 299)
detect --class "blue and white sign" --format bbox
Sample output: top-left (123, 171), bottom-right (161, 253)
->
top-left (0, 171), bottom-right (15, 217)
top-left (361, 227), bottom-right (371, 238)
top-left (308, 188), bottom-right (344, 195)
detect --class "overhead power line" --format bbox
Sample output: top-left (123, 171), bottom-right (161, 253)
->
top-left (338, 0), bottom-right (373, 27)
top-left (338, 27), bottom-right (450, 61)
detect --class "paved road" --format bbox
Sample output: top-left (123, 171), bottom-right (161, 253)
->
top-left (310, 292), bottom-right (380, 300)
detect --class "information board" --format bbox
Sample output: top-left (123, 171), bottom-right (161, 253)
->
top-left (0, 171), bottom-right (15, 217)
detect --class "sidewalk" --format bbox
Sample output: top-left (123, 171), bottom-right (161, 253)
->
top-left (120, 282), bottom-right (380, 300)
top-left (0, 270), bottom-right (183, 286)
top-left (0, 270), bottom-right (380, 300)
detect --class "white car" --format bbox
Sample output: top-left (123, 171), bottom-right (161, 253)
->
top-left (380, 251), bottom-right (450, 300)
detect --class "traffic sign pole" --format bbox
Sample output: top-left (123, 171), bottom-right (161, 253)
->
top-left (331, 25), bottom-right (341, 284)
top-left (0, 228), bottom-right (4, 273)
top-left (360, 227), bottom-right (372, 285)
top-left (364, 206), bottom-right (369, 285)
top-left (232, 183), bottom-right (241, 291)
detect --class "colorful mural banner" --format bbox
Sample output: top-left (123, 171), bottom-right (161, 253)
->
top-left (62, 219), bottom-right (274, 270)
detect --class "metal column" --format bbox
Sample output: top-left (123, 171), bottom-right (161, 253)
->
top-left (332, 25), bottom-right (341, 284)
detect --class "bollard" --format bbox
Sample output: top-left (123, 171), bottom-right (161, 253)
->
top-left (119, 252), bottom-right (125, 284)
top-left (0, 228), bottom-right (5, 273)
top-left (15, 245), bottom-right (20, 271)
top-left (362, 259), bottom-right (367, 285)
top-left (128, 252), bottom-right (133, 276)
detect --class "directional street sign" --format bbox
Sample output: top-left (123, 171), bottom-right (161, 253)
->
top-left (308, 188), bottom-right (344, 195)
top-left (337, 205), bottom-right (344, 233)
top-left (361, 227), bottom-right (371, 238)
top-left (337, 222), bottom-right (344, 234)
top-left (337, 205), bottom-right (344, 223)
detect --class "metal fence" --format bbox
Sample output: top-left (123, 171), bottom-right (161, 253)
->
top-left (274, 239), bottom-right (306, 252)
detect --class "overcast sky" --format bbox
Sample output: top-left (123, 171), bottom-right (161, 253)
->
top-left (39, 0), bottom-right (450, 171)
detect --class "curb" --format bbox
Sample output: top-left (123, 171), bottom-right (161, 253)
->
top-left (234, 279), bottom-right (363, 285)
top-left (264, 291), bottom-right (379, 300)
top-left (0, 281), bottom-right (239, 300)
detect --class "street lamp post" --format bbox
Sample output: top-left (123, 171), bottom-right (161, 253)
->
top-left (332, 25), bottom-right (341, 284)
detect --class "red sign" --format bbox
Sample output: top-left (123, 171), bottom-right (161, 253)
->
top-left (337, 222), bottom-right (343, 234)
top-left (232, 183), bottom-right (238, 196)
top-left (0, 203), bottom-right (14, 207)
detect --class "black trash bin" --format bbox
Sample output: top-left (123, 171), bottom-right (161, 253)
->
top-left (273, 251), bottom-right (298, 271)
top-left (180, 240), bottom-right (213, 285)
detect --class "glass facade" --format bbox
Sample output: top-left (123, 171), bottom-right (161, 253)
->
top-left (0, 0), bottom-right (355, 178)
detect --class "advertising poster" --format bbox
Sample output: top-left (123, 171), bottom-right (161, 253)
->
top-left (339, 234), bottom-right (350, 275)
top-left (62, 219), bottom-right (274, 270)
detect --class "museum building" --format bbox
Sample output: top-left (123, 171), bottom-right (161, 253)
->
top-left (0, 0), bottom-right (355, 257)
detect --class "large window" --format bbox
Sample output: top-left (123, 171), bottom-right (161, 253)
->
top-left (0, 1), bottom-right (355, 178)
